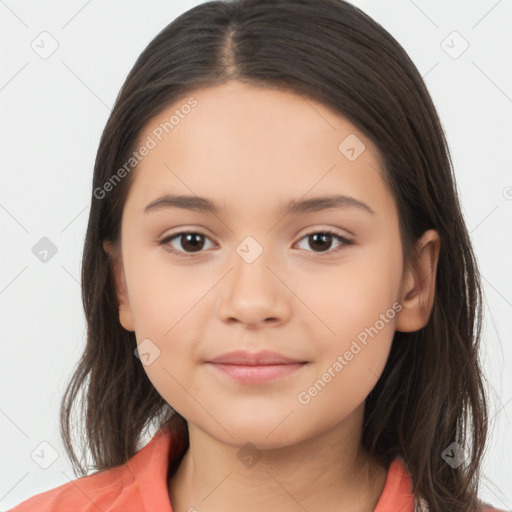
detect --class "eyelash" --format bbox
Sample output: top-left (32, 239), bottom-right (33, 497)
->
top-left (159, 229), bottom-right (354, 258)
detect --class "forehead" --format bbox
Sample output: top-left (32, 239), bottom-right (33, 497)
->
top-left (125, 80), bottom-right (391, 219)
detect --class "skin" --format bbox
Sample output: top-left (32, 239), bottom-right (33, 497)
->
top-left (104, 80), bottom-right (440, 512)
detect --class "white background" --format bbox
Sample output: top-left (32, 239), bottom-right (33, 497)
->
top-left (1, 0), bottom-right (511, 510)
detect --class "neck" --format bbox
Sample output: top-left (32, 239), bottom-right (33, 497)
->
top-left (168, 405), bottom-right (389, 512)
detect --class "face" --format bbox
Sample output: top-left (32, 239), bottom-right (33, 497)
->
top-left (106, 80), bottom-right (438, 449)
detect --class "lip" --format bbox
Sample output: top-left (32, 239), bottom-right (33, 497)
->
top-left (205, 350), bottom-right (308, 384)
top-left (206, 350), bottom-right (306, 365)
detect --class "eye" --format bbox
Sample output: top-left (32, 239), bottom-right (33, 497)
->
top-left (295, 230), bottom-right (354, 256)
top-left (159, 229), bottom-right (354, 258)
top-left (159, 231), bottom-right (216, 257)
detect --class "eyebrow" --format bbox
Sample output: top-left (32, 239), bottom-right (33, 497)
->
top-left (144, 194), bottom-right (376, 216)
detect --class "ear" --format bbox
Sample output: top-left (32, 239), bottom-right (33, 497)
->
top-left (103, 240), bottom-right (135, 332)
top-left (395, 229), bottom-right (441, 333)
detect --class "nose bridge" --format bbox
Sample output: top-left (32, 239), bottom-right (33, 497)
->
top-left (217, 233), bottom-right (290, 325)
top-left (232, 233), bottom-right (278, 299)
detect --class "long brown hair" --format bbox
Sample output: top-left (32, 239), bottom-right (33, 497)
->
top-left (59, 1), bottom-right (489, 510)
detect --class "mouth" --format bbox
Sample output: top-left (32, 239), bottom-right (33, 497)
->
top-left (206, 361), bottom-right (307, 383)
top-left (205, 350), bottom-right (308, 384)
top-left (206, 349), bottom-right (307, 366)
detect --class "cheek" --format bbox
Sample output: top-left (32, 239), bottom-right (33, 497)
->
top-left (297, 309), bottom-right (396, 424)
top-left (295, 247), bottom-right (400, 396)
top-left (298, 250), bottom-right (401, 345)
top-left (124, 251), bottom-right (209, 337)
top-left (123, 256), bottom-right (210, 401)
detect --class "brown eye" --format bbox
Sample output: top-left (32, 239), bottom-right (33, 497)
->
top-left (160, 231), bottom-right (215, 256)
top-left (295, 230), bottom-right (353, 255)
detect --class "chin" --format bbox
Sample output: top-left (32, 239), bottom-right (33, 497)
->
top-left (201, 419), bottom-right (305, 451)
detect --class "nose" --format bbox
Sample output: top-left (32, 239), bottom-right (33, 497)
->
top-left (216, 247), bottom-right (291, 329)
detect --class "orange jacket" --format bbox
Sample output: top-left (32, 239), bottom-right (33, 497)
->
top-left (7, 428), bottom-right (507, 511)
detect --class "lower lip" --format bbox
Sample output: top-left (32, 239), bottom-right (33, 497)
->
top-left (206, 363), bottom-right (306, 383)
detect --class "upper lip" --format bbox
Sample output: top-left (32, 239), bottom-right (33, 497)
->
top-left (206, 350), bottom-right (306, 365)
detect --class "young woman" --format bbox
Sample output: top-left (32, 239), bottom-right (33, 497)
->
top-left (9, 0), bottom-right (507, 511)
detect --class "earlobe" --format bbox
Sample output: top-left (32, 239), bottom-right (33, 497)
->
top-left (103, 240), bottom-right (135, 332)
top-left (395, 229), bottom-right (441, 333)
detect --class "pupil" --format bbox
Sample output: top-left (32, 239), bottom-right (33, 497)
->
top-left (310, 233), bottom-right (331, 252)
top-left (182, 233), bottom-right (204, 252)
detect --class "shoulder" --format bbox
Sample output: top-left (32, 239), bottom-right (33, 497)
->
top-left (390, 458), bottom-right (509, 512)
top-left (6, 465), bottom-right (133, 512)
top-left (6, 427), bottom-right (180, 512)
top-left (479, 503), bottom-right (510, 512)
